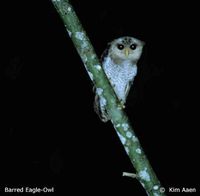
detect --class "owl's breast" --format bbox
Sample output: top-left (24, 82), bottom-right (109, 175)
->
top-left (103, 57), bottom-right (137, 102)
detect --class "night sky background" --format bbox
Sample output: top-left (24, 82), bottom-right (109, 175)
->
top-left (1, 0), bottom-right (199, 195)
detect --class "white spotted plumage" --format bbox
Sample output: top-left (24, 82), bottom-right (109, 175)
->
top-left (103, 55), bottom-right (137, 103)
top-left (94, 36), bottom-right (145, 122)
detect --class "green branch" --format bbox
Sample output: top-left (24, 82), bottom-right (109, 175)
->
top-left (51, 0), bottom-right (166, 195)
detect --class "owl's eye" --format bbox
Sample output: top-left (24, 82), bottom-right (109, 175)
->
top-left (117, 44), bottom-right (124, 50)
top-left (130, 44), bottom-right (137, 50)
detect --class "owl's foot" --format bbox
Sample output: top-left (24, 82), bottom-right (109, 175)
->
top-left (118, 100), bottom-right (125, 109)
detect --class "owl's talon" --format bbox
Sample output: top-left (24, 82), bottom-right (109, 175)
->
top-left (121, 104), bottom-right (125, 109)
top-left (118, 100), bottom-right (125, 109)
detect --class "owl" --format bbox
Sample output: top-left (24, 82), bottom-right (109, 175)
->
top-left (94, 36), bottom-right (145, 122)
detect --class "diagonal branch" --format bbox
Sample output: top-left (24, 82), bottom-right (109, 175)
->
top-left (51, 0), bottom-right (166, 195)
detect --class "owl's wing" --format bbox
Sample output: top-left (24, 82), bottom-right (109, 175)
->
top-left (93, 43), bottom-right (112, 122)
top-left (124, 80), bottom-right (133, 102)
top-left (124, 65), bottom-right (138, 103)
top-left (93, 90), bottom-right (109, 122)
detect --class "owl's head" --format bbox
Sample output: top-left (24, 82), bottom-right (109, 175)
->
top-left (109, 36), bottom-right (145, 63)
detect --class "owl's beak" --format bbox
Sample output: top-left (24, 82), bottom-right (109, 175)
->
top-left (124, 48), bottom-right (130, 57)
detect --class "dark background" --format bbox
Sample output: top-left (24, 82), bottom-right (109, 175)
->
top-left (1, 0), bottom-right (199, 195)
